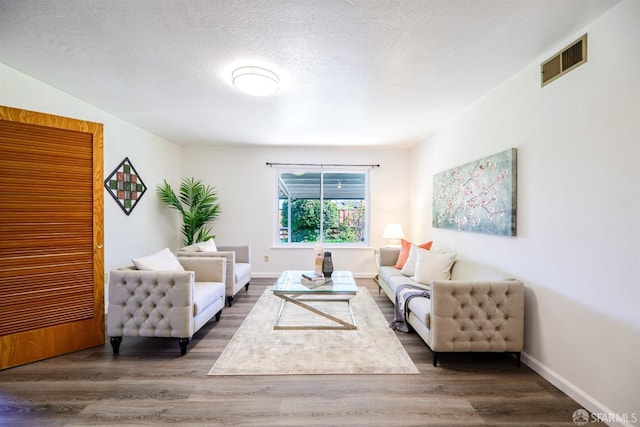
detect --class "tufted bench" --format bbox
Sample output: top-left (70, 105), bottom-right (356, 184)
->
top-left (378, 247), bottom-right (524, 366)
top-left (107, 256), bottom-right (226, 355)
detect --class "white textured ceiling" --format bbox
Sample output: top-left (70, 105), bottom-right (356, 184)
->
top-left (0, 0), bottom-right (619, 147)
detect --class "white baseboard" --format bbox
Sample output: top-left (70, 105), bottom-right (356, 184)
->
top-left (521, 352), bottom-right (635, 427)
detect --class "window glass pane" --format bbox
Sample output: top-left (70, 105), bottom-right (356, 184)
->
top-left (322, 172), bottom-right (366, 244)
top-left (278, 172), bottom-right (321, 243)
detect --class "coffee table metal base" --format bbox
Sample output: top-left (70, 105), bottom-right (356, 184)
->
top-left (273, 295), bottom-right (357, 330)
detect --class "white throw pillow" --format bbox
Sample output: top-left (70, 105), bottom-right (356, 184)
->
top-left (196, 239), bottom-right (217, 252)
top-left (411, 251), bottom-right (457, 285)
top-left (132, 248), bottom-right (184, 271)
top-left (400, 245), bottom-right (430, 277)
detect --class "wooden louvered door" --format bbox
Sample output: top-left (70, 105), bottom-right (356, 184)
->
top-left (0, 106), bottom-right (104, 370)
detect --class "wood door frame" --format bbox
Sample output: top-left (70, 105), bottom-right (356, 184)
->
top-left (0, 106), bottom-right (104, 370)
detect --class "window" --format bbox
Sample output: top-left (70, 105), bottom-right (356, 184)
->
top-left (276, 167), bottom-right (369, 247)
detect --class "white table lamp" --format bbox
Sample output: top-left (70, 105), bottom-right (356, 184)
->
top-left (383, 223), bottom-right (404, 247)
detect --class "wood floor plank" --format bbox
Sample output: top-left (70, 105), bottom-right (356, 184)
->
top-left (0, 279), bottom-right (604, 426)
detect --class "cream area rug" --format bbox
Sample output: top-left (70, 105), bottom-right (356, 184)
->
top-left (208, 287), bottom-right (419, 375)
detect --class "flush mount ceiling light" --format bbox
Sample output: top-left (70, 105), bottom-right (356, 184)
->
top-left (232, 66), bottom-right (279, 96)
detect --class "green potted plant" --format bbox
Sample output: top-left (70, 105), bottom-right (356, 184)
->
top-left (156, 177), bottom-right (221, 245)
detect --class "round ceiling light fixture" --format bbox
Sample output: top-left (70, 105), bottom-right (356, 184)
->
top-left (232, 66), bottom-right (279, 96)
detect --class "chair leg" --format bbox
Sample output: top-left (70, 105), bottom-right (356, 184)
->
top-left (178, 338), bottom-right (190, 356)
top-left (433, 352), bottom-right (439, 367)
top-left (215, 310), bottom-right (222, 321)
top-left (226, 296), bottom-right (233, 307)
top-left (110, 337), bottom-right (122, 355)
top-left (245, 282), bottom-right (250, 291)
top-left (514, 352), bottom-right (521, 367)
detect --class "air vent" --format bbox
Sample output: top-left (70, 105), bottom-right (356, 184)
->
top-left (541, 34), bottom-right (587, 87)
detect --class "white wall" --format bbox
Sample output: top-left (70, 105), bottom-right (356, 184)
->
top-left (180, 145), bottom-right (410, 277)
top-left (409, 1), bottom-right (639, 424)
top-left (0, 63), bottom-right (182, 298)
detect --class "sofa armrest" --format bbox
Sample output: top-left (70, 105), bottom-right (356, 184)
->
top-left (217, 245), bottom-right (251, 264)
top-left (178, 256), bottom-right (226, 283)
top-left (429, 279), bottom-right (524, 352)
top-left (107, 269), bottom-right (195, 338)
top-left (377, 247), bottom-right (400, 267)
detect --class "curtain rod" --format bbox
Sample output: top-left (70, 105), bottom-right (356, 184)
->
top-left (266, 162), bottom-right (380, 168)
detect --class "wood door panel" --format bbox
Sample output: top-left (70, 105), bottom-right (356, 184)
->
top-left (0, 318), bottom-right (102, 368)
top-left (0, 106), bottom-right (104, 370)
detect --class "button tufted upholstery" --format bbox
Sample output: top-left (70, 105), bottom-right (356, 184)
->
top-left (377, 247), bottom-right (524, 366)
top-left (428, 280), bottom-right (524, 353)
top-left (109, 270), bottom-right (195, 338)
top-left (107, 256), bottom-right (226, 355)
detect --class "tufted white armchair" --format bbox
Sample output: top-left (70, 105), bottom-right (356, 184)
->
top-left (107, 256), bottom-right (226, 355)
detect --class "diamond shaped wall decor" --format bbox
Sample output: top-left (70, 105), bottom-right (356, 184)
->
top-left (104, 157), bottom-right (147, 216)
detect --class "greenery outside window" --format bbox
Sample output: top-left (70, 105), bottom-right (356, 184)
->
top-left (276, 167), bottom-right (369, 247)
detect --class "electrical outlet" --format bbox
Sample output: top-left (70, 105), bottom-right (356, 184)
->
top-left (264, 255), bottom-right (269, 262)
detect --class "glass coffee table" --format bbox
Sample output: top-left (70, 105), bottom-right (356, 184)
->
top-left (271, 271), bottom-right (358, 330)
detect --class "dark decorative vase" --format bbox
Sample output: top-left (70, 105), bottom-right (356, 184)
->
top-left (322, 251), bottom-right (333, 278)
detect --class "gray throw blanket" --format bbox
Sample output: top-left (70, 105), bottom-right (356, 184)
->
top-left (390, 284), bottom-right (431, 333)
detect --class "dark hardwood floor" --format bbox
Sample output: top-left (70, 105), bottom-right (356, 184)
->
top-left (0, 278), bottom-right (600, 426)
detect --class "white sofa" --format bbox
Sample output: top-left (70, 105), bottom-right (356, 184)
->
top-left (108, 256), bottom-right (226, 355)
top-left (377, 247), bottom-right (525, 366)
top-left (178, 244), bottom-right (251, 307)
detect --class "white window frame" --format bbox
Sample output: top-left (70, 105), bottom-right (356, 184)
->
top-left (273, 166), bottom-right (370, 248)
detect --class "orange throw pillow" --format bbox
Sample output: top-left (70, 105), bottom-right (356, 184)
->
top-left (394, 239), bottom-right (433, 269)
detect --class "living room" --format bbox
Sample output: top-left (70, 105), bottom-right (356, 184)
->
top-left (1, 0), bottom-right (638, 425)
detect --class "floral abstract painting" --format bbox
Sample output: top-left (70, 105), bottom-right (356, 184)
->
top-left (433, 148), bottom-right (516, 236)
